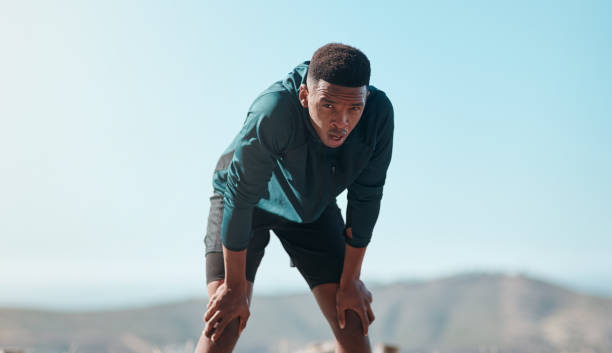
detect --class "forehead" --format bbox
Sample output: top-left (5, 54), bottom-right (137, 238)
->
top-left (311, 80), bottom-right (368, 104)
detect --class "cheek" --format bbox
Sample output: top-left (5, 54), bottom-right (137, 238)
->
top-left (312, 108), bottom-right (331, 126)
top-left (308, 106), bottom-right (329, 131)
top-left (348, 114), bottom-right (363, 129)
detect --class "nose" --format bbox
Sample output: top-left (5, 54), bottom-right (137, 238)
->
top-left (331, 112), bottom-right (349, 129)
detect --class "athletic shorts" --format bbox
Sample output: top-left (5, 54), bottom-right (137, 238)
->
top-left (203, 193), bottom-right (347, 289)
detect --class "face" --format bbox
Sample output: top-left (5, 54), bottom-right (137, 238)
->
top-left (299, 79), bottom-right (369, 148)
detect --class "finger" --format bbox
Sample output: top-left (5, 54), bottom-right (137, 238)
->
top-left (204, 301), bottom-right (219, 321)
top-left (209, 310), bottom-right (223, 325)
top-left (207, 295), bottom-right (215, 309)
top-left (238, 314), bottom-right (248, 335)
top-left (204, 311), bottom-right (223, 337)
top-left (337, 307), bottom-right (346, 329)
top-left (367, 305), bottom-right (375, 324)
top-left (204, 319), bottom-right (214, 338)
top-left (358, 308), bottom-right (370, 336)
top-left (204, 307), bottom-right (214, 322)
top-left (367, 290), bottom-right (373, 303)
top-left (204, 321), bottom-right (214, 338)
top-left (211, 316), bottom-right (233, 343)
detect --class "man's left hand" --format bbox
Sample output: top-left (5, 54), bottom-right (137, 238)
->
top-left (336, 279), bottom-right (375, 336)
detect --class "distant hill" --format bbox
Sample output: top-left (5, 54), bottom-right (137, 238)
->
top-left (1, 273), bottom-right (611, 353)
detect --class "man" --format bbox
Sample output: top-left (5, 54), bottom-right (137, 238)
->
top-left (195, 43), bottom-right (394, 353)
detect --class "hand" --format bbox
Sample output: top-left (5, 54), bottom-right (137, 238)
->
top-left (336, 279), bottom-right (375, 336)
top-left (204, 281), bottom-right (250, 342)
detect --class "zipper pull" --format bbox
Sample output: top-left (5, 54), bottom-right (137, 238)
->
top-left (331, 165), bottom-right (336, 175)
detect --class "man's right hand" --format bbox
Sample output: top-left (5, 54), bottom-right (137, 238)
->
top-left (204, 280), bottom-right (250, 342)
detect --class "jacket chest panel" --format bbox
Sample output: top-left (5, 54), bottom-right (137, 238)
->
top-left (275, 139), bottom-right (373, 201)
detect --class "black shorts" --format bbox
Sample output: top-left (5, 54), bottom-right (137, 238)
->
top-left (203, 193), bottom-right (346, 289)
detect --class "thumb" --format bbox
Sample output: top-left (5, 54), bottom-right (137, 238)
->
top-left (238, 316), bottom-right (246, 335)
top-left (337, 307), bottom-right (346, 329)
top-left (238, 311), bottom-right (249, 335)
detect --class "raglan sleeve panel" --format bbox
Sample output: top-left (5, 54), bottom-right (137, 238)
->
top-left (345, 94), bottom-right (394, 248)
top-left (221, 93), bottom-right (294, 251)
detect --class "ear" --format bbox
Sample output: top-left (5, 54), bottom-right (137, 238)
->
top-left (298, 84), bottom-right (309, 108)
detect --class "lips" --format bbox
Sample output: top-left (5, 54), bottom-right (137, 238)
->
top-left (329, 133), bottom-right (344, 141)
top-left (329, 128), bottom-right (347, 139)
top-left (326, 128), bottom-right (348, 146)
top-left (327, 130), bottom-right (347, 146)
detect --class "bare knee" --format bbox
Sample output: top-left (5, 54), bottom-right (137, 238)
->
top-left (194, 318), bottom-right (240, 353)
top-left (197, 280), bottom-right (253, 353)
top-left (311, 284), bottom-right (371, 353)
top-left (332, 310), bottom-right (371, 353)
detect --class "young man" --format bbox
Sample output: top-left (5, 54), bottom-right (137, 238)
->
top-left (195, 43), bottom-right (394, 353)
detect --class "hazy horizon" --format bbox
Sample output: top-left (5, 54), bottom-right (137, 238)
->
top-left (4, 273), bottom-right (612, 353)
top-left (2, 267), bottom-right (611, 312)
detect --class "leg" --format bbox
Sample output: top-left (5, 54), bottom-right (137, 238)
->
top-left (199, 207), bottom-right (271, 353)
top-left (200, 188), bottom-right (273, 353)
top-left (194, 280), bottom-right (254, 353)
top-left (272, 203), bottom-right (371, 352)
top-left (312, 283), bottom-right (372, 353)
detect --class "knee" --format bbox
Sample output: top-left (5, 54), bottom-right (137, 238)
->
top-left (333, 310), bottom-right (371, 353)
top-left (195, 318), bottom-right (241, 353)
top-left (212, 317), bottom-right (241, 342)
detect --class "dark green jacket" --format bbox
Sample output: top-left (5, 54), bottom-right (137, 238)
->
top-left (213, 61), bottom-right (394, 250)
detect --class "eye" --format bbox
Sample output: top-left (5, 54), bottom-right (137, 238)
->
top-left (323, 103), bottom-right (333, 109)
top-left (350, 106), bottom-right (362, 112)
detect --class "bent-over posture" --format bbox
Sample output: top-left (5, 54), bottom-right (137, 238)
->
top-left (195, 43), bottom-right (394, 353)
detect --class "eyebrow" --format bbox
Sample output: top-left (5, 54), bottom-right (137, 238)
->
top-left (321, 97), bottom-right (364, 107)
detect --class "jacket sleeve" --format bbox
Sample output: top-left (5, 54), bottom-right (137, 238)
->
top-left (221, 93), bottom-right (295, 251)
top-left (345, 95), bottom-right (394, 248)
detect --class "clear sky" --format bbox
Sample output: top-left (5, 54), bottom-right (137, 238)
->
top-left (1, 0), bottom-right (611, 310)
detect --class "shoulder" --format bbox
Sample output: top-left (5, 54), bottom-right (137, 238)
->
top-left (246, 61), bottom-right (309, 127)
top-left (353, 86), bottom-right (394, 146)
top-left (247, 90), bottom-right (301, 138)
top-left (366, 86), bottom-right (394, 126)
top-left (244, 89), bottom-right (302, 154)
top-left (249, 90), bottom-right (300, 119)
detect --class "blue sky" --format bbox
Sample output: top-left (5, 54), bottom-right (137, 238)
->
top-left (1, 0), bottom-right (611, 309)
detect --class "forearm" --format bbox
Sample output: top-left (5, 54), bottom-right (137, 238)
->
top-left (222, 245), bottom-right (248, 290)
top-left (336, 242), bottom-right (374, 335)
top-left (339, 242), bottom-right (367, 287)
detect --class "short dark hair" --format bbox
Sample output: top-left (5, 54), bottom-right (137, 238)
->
top-left (307, 43), bottom-right (371, 87)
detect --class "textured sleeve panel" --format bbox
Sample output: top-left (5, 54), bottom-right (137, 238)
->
top-left (346, 93), bottom-right (394, 248)
top-left (221, 92), bottom-right (296, 250)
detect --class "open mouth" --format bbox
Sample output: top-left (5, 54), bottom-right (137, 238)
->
top-left (329, 134), bottom-right (344, 141)
top-left (328, 129), bottom-right (347, 143)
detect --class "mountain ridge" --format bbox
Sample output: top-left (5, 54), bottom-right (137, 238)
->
top-left (2, 272), bottom-right (611, 353)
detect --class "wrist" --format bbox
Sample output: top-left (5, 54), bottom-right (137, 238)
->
top-left (339, 277), bottom-right (360, 289)
top-left (222, 245), bottom-right (248, 290)
top-left (339, 243), bottom-right (366, 287)
top-left (224, 277), bottom-right (247, 290)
